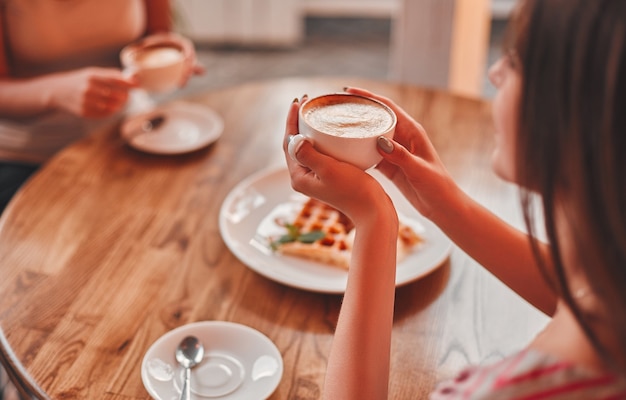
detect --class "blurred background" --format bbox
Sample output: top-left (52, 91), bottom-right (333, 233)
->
top-left (173, 0), bottom-right (515, 99)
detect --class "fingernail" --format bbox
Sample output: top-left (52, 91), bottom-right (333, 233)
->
top-left (292, 97), bottom-right (299, 103)
top-left (343, 86), bottom-right (350, 92)
top-left (288, 134), bottom-right (307, 162)
top-left (378, 136), bottom-right (394, 154)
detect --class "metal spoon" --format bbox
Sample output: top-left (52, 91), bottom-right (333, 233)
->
top-left (129, 114), bottom-right (166, 139)
top-left (175, 335), bottom-right (205, 400)
top-left (142, 114), bottom-right (165, 131)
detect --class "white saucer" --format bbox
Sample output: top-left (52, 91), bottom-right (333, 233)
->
top-left (141, 321), bottom-right (283, 400)
top-left (121, 101), bottom-right (224, 155)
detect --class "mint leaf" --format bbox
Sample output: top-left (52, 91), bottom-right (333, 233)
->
top-left (285, 224), bottom-right (300, 237)
top-left (269, 223), bottom-right (326, 251)
top-left (298, 231), bottom-right (326, 243)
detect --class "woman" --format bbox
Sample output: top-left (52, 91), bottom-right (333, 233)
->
top-left (284, 0), bottom-right (626, 398)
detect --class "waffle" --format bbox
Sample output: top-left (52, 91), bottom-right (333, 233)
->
top-left (272, 198), bottom-right (422, 269)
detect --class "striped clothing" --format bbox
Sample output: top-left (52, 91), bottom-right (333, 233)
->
top-left (430, 349), bottom-right (626, 399)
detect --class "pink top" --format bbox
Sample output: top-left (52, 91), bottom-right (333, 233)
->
top-left (430, 349), bottom-right (626, 399)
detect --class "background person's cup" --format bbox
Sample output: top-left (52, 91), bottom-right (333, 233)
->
top-left (298, 93), bottom-right (397, 170)
top-left (120, 35), bottom-right (190, 94)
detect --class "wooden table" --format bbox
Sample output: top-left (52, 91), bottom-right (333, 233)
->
top-left (0, 77), bottom-right (549, 399)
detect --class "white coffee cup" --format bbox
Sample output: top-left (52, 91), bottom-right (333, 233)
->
top-left (120, 35), bottom-right (190, 93)
top-left (297, 93), bottom-right (397, 170)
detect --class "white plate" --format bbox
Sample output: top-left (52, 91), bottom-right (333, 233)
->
top-left (219, 167), bottom-right (452, 293)
top-left (121, 101), bottom-right (224, 155)
top-left (141, 321), bottom-right (283, 400)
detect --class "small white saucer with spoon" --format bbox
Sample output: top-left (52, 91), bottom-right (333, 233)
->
top-left (121, 101), bottom-right (224, 155)
top-left (141, 321), bottom-right (283, 400)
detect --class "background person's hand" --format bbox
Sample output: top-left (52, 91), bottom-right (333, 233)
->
top-left (47, 67), bottom-right (137, 119)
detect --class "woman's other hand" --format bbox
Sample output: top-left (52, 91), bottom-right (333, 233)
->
top-left (344, 87), bottom-right (459, 222)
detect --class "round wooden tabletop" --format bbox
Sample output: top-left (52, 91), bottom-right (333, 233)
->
top-left (0, 77), bottom-right (548, 399)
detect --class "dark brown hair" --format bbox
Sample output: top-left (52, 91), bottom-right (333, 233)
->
top-left (509, 0), bottom-right (626, 370)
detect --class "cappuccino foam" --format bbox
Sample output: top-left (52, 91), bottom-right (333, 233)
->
top-left (134, 46), bottom-right (184, 68)
top-left (303, 98), bottom-right (394, 138)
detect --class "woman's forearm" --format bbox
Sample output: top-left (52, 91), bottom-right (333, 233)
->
top-left (324, 203), bottom-right (399, 399)
top-left (433, 185), bottom-right (557, 315)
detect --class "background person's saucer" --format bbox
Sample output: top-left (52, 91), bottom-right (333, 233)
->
top-left (121, 101), bottom-right (224, 155)
top-left (141, 321), bottom-right (283, 400)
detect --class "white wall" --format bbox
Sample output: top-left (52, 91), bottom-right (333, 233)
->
top-left (174, 0), bottom-right (512, 46)
top-left (174, 0), bottom-right (303, 46)
top-left (492, 0), bottom-right (516, 19)
top-left (301, 0), bottom-right (399, 18)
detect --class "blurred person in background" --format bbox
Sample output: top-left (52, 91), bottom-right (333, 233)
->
top-left (0, 0), bottom-right (200, 213)
top-left (0, 2), bottom-right (199, 396)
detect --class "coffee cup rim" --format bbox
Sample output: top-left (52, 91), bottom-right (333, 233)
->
top-left (120, 41), bottom-right (186, 70)
top-left (299, 93), bottom-right (397, 139)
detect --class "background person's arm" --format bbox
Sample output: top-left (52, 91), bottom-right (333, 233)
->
top-left (144, 0), bottom-right (172, 33)
top-left (0, 7), bottom-right (9, 78)
top-left (0, 7), bottom-right (136, 119)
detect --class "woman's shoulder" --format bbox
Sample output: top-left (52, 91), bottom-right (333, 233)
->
top-left (430, 348), bottom-right (626, 399)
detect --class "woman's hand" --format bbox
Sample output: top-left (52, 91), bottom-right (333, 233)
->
top-left (284, 96), bottom-right (402, 399)
top-left (47, 67), bottom-right (137, 119)
top-left (344, 87), bottom-right (460, 222)
top-left (283, 95), bottom-right (393, 223)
